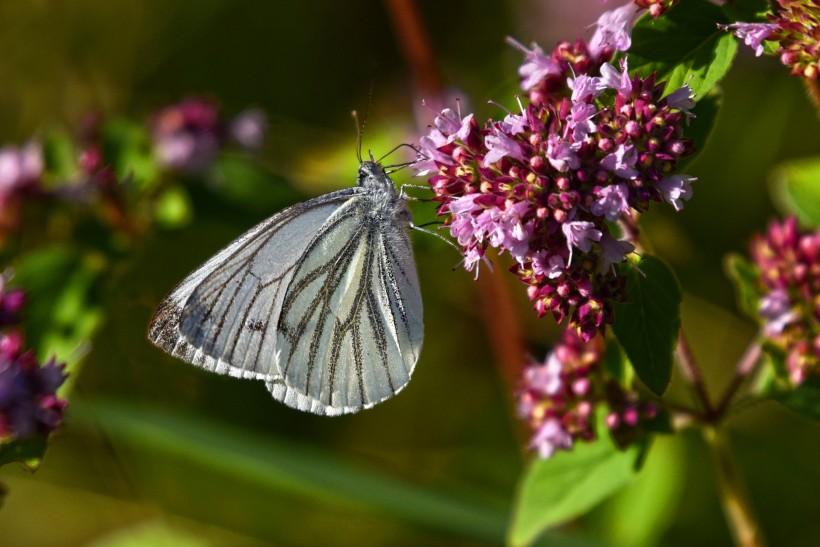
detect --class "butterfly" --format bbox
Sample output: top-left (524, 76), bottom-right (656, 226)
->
top-left (148, 156), bottom-right (424, 415)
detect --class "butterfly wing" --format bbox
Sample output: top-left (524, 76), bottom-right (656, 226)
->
top-left (148, 188), bottom-right (361, 380)
top-left (267, 194), bottom-right (424, 415)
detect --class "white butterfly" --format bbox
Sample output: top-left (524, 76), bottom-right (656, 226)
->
top-left (148, 158), bottom-right (424, 415)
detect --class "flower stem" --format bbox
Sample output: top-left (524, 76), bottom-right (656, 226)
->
top-left (384, 0), bottom-right (443, 96)
top-left (804, 78), bottom-right (820, 118)
top-left (713, 337), bottom-right (763, 417)
top-left (704, 427), bottom-right (767, 547)
top-left (676, 330), bottom-right (715, 417)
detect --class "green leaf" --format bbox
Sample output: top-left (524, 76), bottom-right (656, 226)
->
top-left (770, 157), bottom-right (820, 228)
top-left (721, 0), bottom-right (770, 22)
top-left (11, 246), bottom-right (107, 395)
top-left (724, 253), bottom-right (761, 319)
top-left (75, 400), bottom-right (509, 544)
top-left (680, 88), bottom-right (721, 167)
top-left (509, 439), bottom-right (639, 547)
top-left (591, 436), bottom-right (685, 547)
top-left (773, 378), bottom-right (820, 420)
top-left (629, 0), bottom-right (738, 99)
top-left (209, 155), bottom-right (298, 214)
top-left (101, 117), bottom-right (160, 191)
top-left (42, 130), bottom-right (78, 181)
top-left (602, 338), bottom-right (631, 386)
top-left (612, 256), bottom-right (682, 396)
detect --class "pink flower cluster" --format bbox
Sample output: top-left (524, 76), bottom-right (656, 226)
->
top-left (415, 6), bottom-right (696, 340)
top-left (750, 217), bottom-right (820, 386)
top-left (723, 0), bottom-right (820, 79)
top-left (0, 279), bottom-right (67, 445)
top-left (151, 97), bottom-right (266, 173)
top-left (517, 329), bottom-right (657, 458)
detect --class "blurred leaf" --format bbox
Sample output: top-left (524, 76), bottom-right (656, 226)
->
top-left (592, 436), bottom-right (685, 547)
top-left (210, 155), bottom-right (299, 214)
top-left (602, 338), bottom-right (630, 386)
top-left (85, 518), bottom-right (208, 547)
top-left (773, 378), bottom-right (820, 420)
top-left (612, 256), bottom-right (682, 396)
top-left (770, 157), bottom-right (820, 228)
top-left (724, 253), bottom-right (761, 319)
top-left (77, 400), bottom-right (509, 544)
top-left (12, 246), bottom-right (107, 395)
top-left (721, 0), bottom-right (770, 22)
top-left (42, 130), bottom-right (78, 181)
top-left (508, 440), bottom-right (639, 547)
top-left (154, 185), bottom-right (193, 229)
top-left (629, 0), bottom-right (738, 99)
top-left (102, 117), bottom-right (160, 191)
top-left (681, 89), bottom-right (721, 167)
top-left (0, 437), bottom-right (46, 469)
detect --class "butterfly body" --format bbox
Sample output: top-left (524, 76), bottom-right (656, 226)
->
top-left (148, 160), bottom-right (423, 415)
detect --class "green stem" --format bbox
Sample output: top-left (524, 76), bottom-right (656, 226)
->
top-left (676, 330), bottom-right (715, 418)
top-left (704, 428), bottom-right (766, 547)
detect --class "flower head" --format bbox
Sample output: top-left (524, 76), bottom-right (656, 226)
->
top-left (750, 217), bottom-right (820, 385)
top-left (722, 2), bottom-right (820, 78)
top-left (517, 328), bottom-right (658, 458)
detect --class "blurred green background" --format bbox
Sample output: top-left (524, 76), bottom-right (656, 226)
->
top-left (1, 1), bottom-right (819, 546)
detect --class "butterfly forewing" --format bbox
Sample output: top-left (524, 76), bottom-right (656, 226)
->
top-left (148, 189), bottom-right (360, 380)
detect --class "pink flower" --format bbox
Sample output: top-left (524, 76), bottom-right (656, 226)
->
top-left (657, 174), bottom-right (695, 211)
top-left (563, 221), bottom-right (603, 265)
top-left (759, 288), bottom-right (797, 335)
top-left (0, 142), bottom-right (43, 198)
top-left (600, 143), bottom-right (639, 179)
top-left (720, 22), bottom-right (777, 57)
top-left (531, 418), bottom-right (574, 459)
top-left (591, 183), bottom-right (631, 221)
top-left (506, 37), bottom-right (562, 90)
top-left (599, 234), bottom-right (635, 273)
top-left (483, 128), bottom-right (524, 167)
top-left (600, 59), bottom-right (633, 97)
top-left (588, 2), bottom-right (645, 57)
top-left (546, 135), bottom-right (579, 171)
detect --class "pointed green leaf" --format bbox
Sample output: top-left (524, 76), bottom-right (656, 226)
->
top-left (773, 378), bottom-right (820, 421)
top-left (629, 0), bottom-right (738, 99)
top-left (101, 117), bottom-right (160, 191)
top-left (509, 440), bottom-right (639, 547)
top-left (12, 247), bottom-right (107, 395)
top-left (724, 253), bottom-right (761, 319)
top-left (612, 256), bottom-right (682, 395)
top-left (770, 157), bottom-right (820, 228)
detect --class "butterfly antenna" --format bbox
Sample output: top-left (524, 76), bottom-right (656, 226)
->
top-left (352, 110), bottom-right (363, 163)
